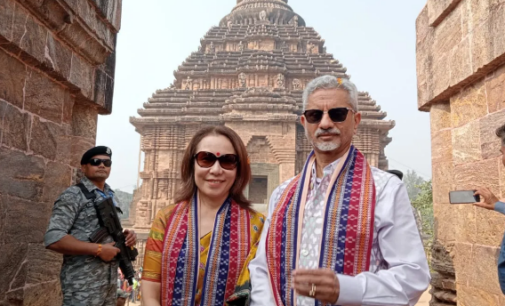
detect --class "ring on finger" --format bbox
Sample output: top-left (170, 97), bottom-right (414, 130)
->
top-left (309, 283), bottom-right (316, 297)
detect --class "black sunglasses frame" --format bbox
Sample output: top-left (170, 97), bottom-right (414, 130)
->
top-left (88, 158), bottom-right (112, 167)
top-left (303, 107), bottom-right (355, 124)
top-left (193, 151), bottom-right (239, 170)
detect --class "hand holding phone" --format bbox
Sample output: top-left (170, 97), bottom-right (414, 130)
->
top-left (449, 190), bottom-right (480, 204)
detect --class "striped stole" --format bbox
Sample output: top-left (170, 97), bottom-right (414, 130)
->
top-left (266, 146), bottom-right (376, 306)
top-left (160, 194), bottom-right (251, 306)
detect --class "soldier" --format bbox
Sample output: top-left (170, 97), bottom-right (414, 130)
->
top-left (44, 146), bottom-right (137, 306)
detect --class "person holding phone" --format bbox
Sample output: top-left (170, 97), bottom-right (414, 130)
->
top-left (474, 123), bottom-right (505, 294)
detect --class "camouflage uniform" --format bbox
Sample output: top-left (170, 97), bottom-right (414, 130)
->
top-left (44, 176), bottom-right (121, 306)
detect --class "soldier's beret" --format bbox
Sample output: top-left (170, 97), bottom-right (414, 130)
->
top-left (80, 146), bottom-right (112, 165)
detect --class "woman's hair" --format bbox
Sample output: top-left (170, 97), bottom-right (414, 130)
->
top-left (174, 126), bottom-right (251, 208)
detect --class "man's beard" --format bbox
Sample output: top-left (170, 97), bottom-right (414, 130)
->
top-left (305, 127), bottom-right (341, 152)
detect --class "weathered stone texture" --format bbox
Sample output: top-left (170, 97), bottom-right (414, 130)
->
top-left (418, 0), bottom-right (505, 304)
top-left (0, 0), bottom-right (122, 304)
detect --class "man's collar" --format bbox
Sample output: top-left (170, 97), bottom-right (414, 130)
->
top-left (80, 176), bottom-right (112, 193)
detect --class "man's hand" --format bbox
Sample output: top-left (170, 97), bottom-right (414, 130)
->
top-left (99, 242), bottom-right (120, 262)
top-left (292, 269), bottom-right (340, 304)
top-left (124, 229), bottom-right (137, 247)
top-left (474, 187), bottom-right (499, 210)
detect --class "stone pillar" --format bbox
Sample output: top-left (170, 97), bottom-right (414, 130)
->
top-left (0, 1), bottom-right (122, 305)
top-left (417, 1), bottom-right (505, 304)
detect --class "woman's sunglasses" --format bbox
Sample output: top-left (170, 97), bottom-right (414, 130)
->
top-left (303, 107), bottom-right (355, 124)
top-left (194, 151), bottom-right (238, 170)
top-left (88, 158), bottom-right (112, 167)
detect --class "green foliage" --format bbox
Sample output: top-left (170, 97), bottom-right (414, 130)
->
top-left (404, 170), bottom-right (426, 200)
top-left (411, 180), bottom-right (434, 262)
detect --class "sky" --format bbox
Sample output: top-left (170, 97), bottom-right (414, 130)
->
top-left (96, 0), bottom-right (432, 193)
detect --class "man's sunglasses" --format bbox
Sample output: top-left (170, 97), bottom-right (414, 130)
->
top-left (194, 151), bottom-right (238, 170)
top-left (303, 107), bottom-right (355, 124)
top-left (88, 158), bottom-right (112, 167)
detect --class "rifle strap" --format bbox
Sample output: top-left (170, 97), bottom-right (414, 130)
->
top-left (76, 183), bottom-right (97, 201)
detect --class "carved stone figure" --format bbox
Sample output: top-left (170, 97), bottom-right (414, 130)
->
top-left (276, 74), bottom-right (285, 88)
top-left (209, 42), bottom-right (215, 53)
top-left (239, 73), bottom-right (247, 88)
top-left (259, 10), bottom-right (267, 21)
top-left (238, 41), bottom-right (244, 52)
top-left (292, 79), bottom-right (302, 90)
top-left (183, 76), bottom-right (193, 90)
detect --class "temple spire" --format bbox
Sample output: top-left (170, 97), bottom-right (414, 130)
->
top-left (221, 0), bottom-right (303, 26)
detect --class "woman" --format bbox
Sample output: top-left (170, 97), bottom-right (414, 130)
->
top-left (141, 126), bottom-right (265, 306)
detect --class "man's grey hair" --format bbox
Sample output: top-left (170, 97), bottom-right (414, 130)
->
top-left (496, 123), bottom-right (505, 146)
top-left (302, 75), bottom-right (359, 111)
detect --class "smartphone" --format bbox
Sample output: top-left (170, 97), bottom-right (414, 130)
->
top-left (449, 190), bottom-right (480, 204)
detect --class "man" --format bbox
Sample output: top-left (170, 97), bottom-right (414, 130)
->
top-left (474, 123), bottom-right (505, 294)
top-left (249, 75), bottom-right (430, 305)
top-left (44, 146), bottom-right (137, 306)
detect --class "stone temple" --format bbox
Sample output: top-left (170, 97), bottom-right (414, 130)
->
top-left (128, 0), bottom-right (395, 267)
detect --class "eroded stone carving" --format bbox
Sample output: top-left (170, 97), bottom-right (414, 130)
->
top-left (292, 79), bottom-right (302, 90)
top-left (183, 76), bottom-right (193, 90)
top-left (239, 73), bottom-right (247, 87)
top-left (276, 74), bottom-right (285, 88)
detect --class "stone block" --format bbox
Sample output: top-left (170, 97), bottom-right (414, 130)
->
top-left (0, 50), bottom-right (26, 109)
top-left (432, 130), bottom-right (453, 164)
top-left (70, 137), bottom-right (95, 168)
top-left (454, 158), bottom-right (500, 191)
top-left (469, 245), bottom-right (502, 295)
top-left (452, 121), bottom-right (482, 164)
top-left (1, 101), bottom-right (30, 151)
top-left (0, 0), bottom-right (15, 42)
top-left (480, 108), bottom-right (505, 159)
top-left (490, 3), bottom-right (505, 61)
top-left (22, 280), bottom-right (62, 306)
top-left (26, 244), bottom-right (62, 284)
top-left (475, 207), bottom-right (505, 246)
top-left (69, 53), bottom-right (95, 100)
top-left (432, 162), bottom-right (453, 205)
top-left (458, 285), bottom-right (500, 306)
top-left (433, 204), bottom-right (457, 242)
top-left (62, 91), bottom-right (75, 124)
top-left (430, 103), bottom-right (452, 134)
top-left (0, 243), bottom-right (28, 296)
top-left (431, 240), bottom-right (455, 275)
top-left (498, 158), bottom-right (505, 198)
top-left (454, 204), bottom-right (477, 244)
top-left (431, 271), bottom-right (457, 291)
top-left (431, 53), bottom-right (451, 99)
top-left (12, 4), bottom-right (47, 65)
top-left (0, 147), bottom-right (45, 201)
top-left (45, 34), bottom-right (72, 79)
top-left (41, 161), bottom-right (72, 203)
top-left (433, 5), bottom-right (462, 55)
top-left (449, 37), bottom-right (472, 87)
top-left (24, 69), bottom-right (65, 123)
top-left (71, 103), bottom-right (98, 139)
top-left (450, 82), bottom-right (488, 128)
top-left (486, 64), bottom-right (505, 114)
top-left (30, 116), bottom-right (64, 160)
top-left (2, 195), bottom-right (52, 244)
top-left (427, 0), bottom-right (462, 26)
top-left (467, 0), bottom-right (491, 29)
top-left (471, 20), bottom-right (494, 74)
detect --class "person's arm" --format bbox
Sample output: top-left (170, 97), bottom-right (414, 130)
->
top-left (44, 189), bottom-right (120, 260)
top-left (141, 281), bottom-right (161, 306)
top-left (249, 186), bottom-right (283, 305)
top-left (333, 180), bottom-right (430, 306)
top-left (474, 187), bottom-right (505, 214)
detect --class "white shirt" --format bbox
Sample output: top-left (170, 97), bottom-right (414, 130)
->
top-left (249, 161), bottom-right (431, 306)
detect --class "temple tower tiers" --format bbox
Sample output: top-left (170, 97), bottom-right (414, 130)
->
top-left (129, 0), bottom-right (395, 266)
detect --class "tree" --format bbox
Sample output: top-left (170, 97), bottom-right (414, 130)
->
top-left (411, 180), bottom-right (434, 261)
top-left (403, 170), bottom-right (426, 200)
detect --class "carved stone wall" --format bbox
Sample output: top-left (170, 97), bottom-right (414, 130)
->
top-left (0, 1), bottom-right (122, 305)
top-left (417, 1), bottom-right (505, 305)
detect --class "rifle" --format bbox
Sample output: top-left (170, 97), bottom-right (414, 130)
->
top-left (76, 183), bottom-right (139, 285)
